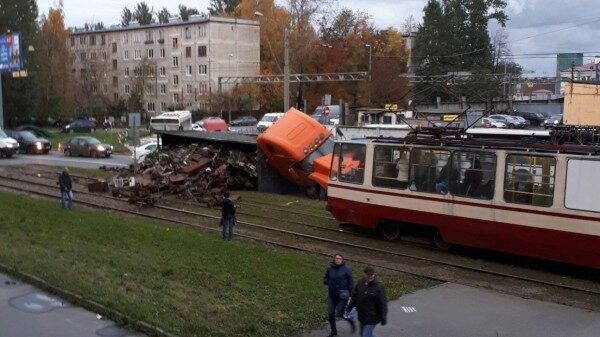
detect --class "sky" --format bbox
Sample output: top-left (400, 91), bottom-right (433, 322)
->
top-left (36, 0), bottom-right (600, 76)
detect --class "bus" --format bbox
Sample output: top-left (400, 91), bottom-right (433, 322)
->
top-left (150, 111), bottom-right (193, 132)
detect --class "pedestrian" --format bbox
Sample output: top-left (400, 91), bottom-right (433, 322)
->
top-left (346, 266), bottom-right (388, 337)
top-left (220, 191), bottom-right (235, 240)
top-left (58, 168), bottom-right (73, 209)
top-left (323, 253), bottom-right (355, 337)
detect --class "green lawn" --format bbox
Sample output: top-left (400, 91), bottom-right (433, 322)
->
top-left (0, 191), bottom-right (434, 337)
top-left (49, 129), bottom-right (149, 154)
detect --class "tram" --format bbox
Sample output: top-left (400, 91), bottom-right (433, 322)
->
top-left (326, 127), bottom-right (600, 269)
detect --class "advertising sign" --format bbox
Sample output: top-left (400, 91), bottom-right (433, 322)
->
top-left (0, 33), bottom-right (24, 73)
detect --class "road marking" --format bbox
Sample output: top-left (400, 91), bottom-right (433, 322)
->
top-left (402, 306), bottom-right (417, 313)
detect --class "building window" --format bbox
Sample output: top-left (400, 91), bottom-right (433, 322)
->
top-left (102, 84), bottom-right (108, 93)
top-left (111, 59), bottom-right (117, 70)
top-left (173, 74), bottom-right (179, 86)
top-left (101, 34), bottom-right (106, 45)
top-left (112, 42), bottom-right (117, 53)
top-left (185, 26), bottom-right (191, 39)
top-left (173, 93), bottom-right (180, 103)
top-left (172, 56), bottom-right (179, 67)
top-left (147, 102), bottom-right (155, 112)
top-left (113, 93), bottom-right (119, 101)
top-left (186, 65), bottom-right (192, 76)
top-left (134, 33), bottom-right (141, 43)
top-left (197, 45), bottom-right (207, 57)
top-left (124, 67), bottom-right (130, 77)
top-left (186, 84), bottom-right (193, 94)
top-left (372, 146), bottom-right (410, 190)
top-left (123, 33), bottom-right (129, 44)
top-left (134, 50), bottom-right (141, 59)
top-left (125, 84), bottom-right (130, 94)
top-left (172, 37), bottom-right (178, 49)
top-left (160, 83), bottom-right (166, 94)
top-left (145, 30), bottom-right (154, 43)
top-left (160, 48), bottom-right (165, 58)
top-left (90, 52), bottom-right (97, 60)
top-left (448, 151), bottom-right (496, 200)
top-left (185, 46), bottom-right (192, 58)
top-left (80, 52), bottom-right (86, 61)
top-left (337, 143), bottom-right (366, 185)
top-left (146, 84), bottom-right (153, 95)
top-left (159, 29), bottom-right (164, 41)
top-left (147, 49), bottom-right (154, 59)
top-left (161, 102), bottom-right (166, 111)
top-left (198, 25), bottom-right (207, 38)
top-left (112, 76), bottom-right (118, 87)
top-left (504, 155), bottom-right (555, 207)
top-left (124, 50), bottom-right (129, 60)
top-left (102, 51), bottom-right (107, 60)
top-left (198, 64), bottom-right (207, 75)
top-left (409, 148), bottom-right (451, 194)
top-left (90, 35), bottom-right (96, 46)
top-left (70, 36), bottom-right (75, 46)
top-left (159, 66), bottom-right (166, 77)
top-left (79, 36), bottom-right (86, 45)
top-left (200, 82), bottom-right (208, 92)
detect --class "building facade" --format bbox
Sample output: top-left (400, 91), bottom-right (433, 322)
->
top-left (69, 16), bottom-right (260, 116)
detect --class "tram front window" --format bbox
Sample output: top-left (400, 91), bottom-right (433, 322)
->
top-left (338, 143), bottom-right (366, 184)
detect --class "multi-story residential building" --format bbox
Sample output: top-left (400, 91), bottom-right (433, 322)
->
top-left (69, 16), bottom-right (260, 116)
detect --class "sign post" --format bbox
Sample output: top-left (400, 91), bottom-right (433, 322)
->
top-left (129, 112), bottom-right (141, 171)
top-left (0, 32), bottom-right (25, 129)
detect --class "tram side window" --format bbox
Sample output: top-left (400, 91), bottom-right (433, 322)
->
top-left (565, 159), bottom-right (600, 212)
top-left (329, 143), bottom-right (341, 181)
top-left (504, 155), bottom-right (555, 207)
top-left (372, 146), bottom-right (409, 189)
top-left (409, 148), bottom-right (451, 194)
top-left (449, 151), bottom-right (496, 199)
top-left (338, 143), bottom-right (366, 184)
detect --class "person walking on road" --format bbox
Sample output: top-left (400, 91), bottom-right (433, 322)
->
top-left (220, 191), bottom-right (236, 240)
top-left (58, 168), bottom-right (73, 209)
top-left (323, 253), bottom-right (355, 337)
top-left (346, 266), bottom-right (388, 337)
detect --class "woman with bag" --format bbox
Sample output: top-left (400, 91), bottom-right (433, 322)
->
top-left (323, 253), bottom-right (355, 337)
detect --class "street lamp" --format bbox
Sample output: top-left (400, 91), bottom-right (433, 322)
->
top-left (228, 53), bottom-right (233, 123)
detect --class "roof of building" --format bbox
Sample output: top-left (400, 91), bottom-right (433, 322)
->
top-left (561, 62), bottom-right (598, 73)
top-left (70, 16), bottom-right (258, 36)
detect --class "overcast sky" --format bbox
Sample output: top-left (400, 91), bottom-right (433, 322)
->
top-left (36, 0), bottom-right (600, 75)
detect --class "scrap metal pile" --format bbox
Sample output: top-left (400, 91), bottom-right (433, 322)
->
top-left (110, 144), bottom-right (257, 205)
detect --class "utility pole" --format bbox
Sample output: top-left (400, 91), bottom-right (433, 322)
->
top-left (283, 28), bottom-right (290, 111)
top-left (228, 53), bottom-right (233, 122)
top-left (365, 44), bottom-right (372, 105)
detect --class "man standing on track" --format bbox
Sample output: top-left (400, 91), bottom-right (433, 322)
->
top-left (346, 266), bottom-right (388, 337)
top-left (323, 253), bottom-right (355, 337)
top-left (220, 191), bottom-right (235, 240)
top-left (58, 168), bottom-right (73, 209)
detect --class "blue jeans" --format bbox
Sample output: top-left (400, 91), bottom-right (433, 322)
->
top-left (60, 190), bottom-right (73, 209)
top-left (327, 295), bottom-right (351, 334)
top-left (221, 217), bottom-right (234, 240)
top-left (360, 324), bottom-right (377, 337)
top-left (435, 179), bottom-right (448, 194)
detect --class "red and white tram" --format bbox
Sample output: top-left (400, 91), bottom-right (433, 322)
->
top-left (326, 131), bottom-right (600, 269)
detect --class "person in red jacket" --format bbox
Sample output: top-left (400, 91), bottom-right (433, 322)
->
top-left (346, 266), bottom-right (388, 337)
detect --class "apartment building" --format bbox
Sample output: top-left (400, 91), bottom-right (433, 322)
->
top-left (69, 16), bottom-right (260, 116)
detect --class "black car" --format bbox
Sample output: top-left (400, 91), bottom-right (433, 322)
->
top-left (230, 115), bottom-right (258, 127)
top-left (15, 125), bottom-right (54, 138)
top-left (515, 111), bottom-right (549, 127)
top-left (543, 114), bottom-right (563, 129)
top-left (59, 136), bottom-right (112, 158)
top-left (62, 119), bottom-right (97, 133)
top-left (5, 130), bottom-right (51, 154)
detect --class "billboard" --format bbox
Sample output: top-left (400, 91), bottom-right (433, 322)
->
top-left (0, 33), bottom-right (24, 73)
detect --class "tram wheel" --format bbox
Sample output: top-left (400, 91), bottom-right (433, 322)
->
top-left (432, 229), bottom-right (452, 250)
top-left (379, 222), bottom-right (401, 241)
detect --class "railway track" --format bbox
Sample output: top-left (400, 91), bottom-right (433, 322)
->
top-left (0, 170), bottom-right (599, 305)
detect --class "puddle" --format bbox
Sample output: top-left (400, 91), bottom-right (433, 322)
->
top-left (8, 292), bottom-right (69, 313)
top-left (0, 276), bottom-right (19, 288)
top-left (96, 325), bottom-right (131, 337)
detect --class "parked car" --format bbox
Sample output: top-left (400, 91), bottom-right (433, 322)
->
top-left (543, 114), bottom-right (563, 129)
top-left (133, 141), bottom-right (158, 163)
top-left (15, 125), bottom-right (54, 138)
top-left (59, 136), bottom-right (112, 157)
top-left (488, 114), bottom-right (526, 128)
top-left (481, 117), bottom-right (507, 128)
top-left (62, 119), bottom-right (97, 133)
top-left (230, 115), bottom-right (258, 127)
top-left (0, 129), bottom-right (19, 157)
top-left (192, 117), bottom-right (229, 132)
top-left (257, 112), bottom-right (285, 132)
top-left (515, 111), bottom-right (548, 127)
top-left (512, 115), bottom-right (530, 128)
top-left (5, 130), bottom-right (51, 154)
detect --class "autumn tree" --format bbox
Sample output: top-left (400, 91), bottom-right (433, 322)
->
top-left (128, 58), bottom-right (155, 113)
top-left (208, 0), bottom-right (240, 15)
top-left (157, 7), bottom-right (170, 23)
top-left (121, 7), bottom-right (133, 27)
top-left (179, 4), bottom-right (200, 21)
top-left (37, 3), bottom-right (75, 121)
top-left (133, 2), bottom-right (154, 25)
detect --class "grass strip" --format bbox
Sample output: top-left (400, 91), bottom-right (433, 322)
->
top-left (0, 191), bottom-right (435, 336)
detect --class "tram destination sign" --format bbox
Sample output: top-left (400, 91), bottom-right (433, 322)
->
top-left (0, 33), bottom-right (24, 73)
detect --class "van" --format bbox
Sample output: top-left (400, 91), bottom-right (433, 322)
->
top-left (150, 110), bottom-right (193, 132)
top-left (257, 112), bottom-right (284, 132)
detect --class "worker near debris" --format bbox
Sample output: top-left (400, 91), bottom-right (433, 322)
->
top-left (58, 168), bottom-right (73, 209)
top-left (323, 253), bottom-right (355, 337)
top-left (345, 266), bottom-right (387, 337)
top-left (220, 191), bottom-right (236, 240)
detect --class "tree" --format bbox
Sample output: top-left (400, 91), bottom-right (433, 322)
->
top-left (208, 0), bottom-right (240, 15)
top-left (133, 2), bottom-right (154, 25)
top-left (37, 3), bottom-right (75, 122)
top-left (128, 59), bottom-right (154, 113)
top-left (121, 7), bottom-right (133, 27)
top-left (179, 4), bottom-right (200, 21)
top-left (157, 7), bottom-right (170, 24)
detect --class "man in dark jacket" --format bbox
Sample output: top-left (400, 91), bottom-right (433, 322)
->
top-left (58, 168), bottom-right (73, 209)
top-left (346, 266), bottom-right (387, 337)
top-left (323, 253), bottom-right (355, 337)
top-left (220, 191), bottom-right (235, 240)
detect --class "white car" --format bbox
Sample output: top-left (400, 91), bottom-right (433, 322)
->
top-left (481, 117), bottom-right (507, 128)
top-left (257, 112), bottom-right (284, 132)
top-left (0, 129), bottom-right (19, 157)
top-left (132, 142), bottom-right (158, 162)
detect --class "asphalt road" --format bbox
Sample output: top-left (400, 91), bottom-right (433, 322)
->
top-left (0, 151), bottom-right (133, 169)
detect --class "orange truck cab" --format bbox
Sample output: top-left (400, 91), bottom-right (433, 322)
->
top-left (257, 108), bottom-right (333, 190)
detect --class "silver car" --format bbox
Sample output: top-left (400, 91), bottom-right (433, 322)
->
top-left (488, 114), bottom-right (526, 129)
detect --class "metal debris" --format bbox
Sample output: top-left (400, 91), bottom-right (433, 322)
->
top-left (110, 144), bottom-right (257, 205)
